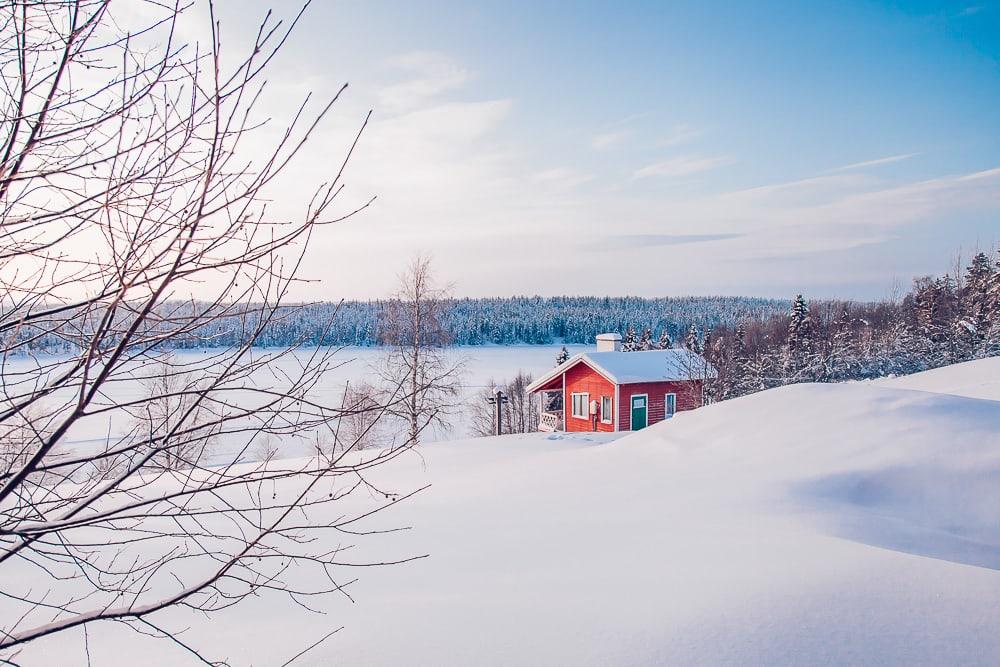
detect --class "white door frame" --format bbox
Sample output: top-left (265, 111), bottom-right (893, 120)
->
top-left (630, 393), bottom-right (648, 431)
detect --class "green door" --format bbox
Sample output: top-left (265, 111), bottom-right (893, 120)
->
top-left (630, 395), bottom-right (648, 431)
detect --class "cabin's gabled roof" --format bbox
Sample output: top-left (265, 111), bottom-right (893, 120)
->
top-left (526, 348), bottom-right (717, 393)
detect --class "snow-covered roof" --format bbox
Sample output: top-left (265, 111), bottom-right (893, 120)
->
top-left (527, 348), bottom-right (717, 393)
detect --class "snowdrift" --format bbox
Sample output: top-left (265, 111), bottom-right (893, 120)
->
top-left (876, 355), bottom-right (1000, 401)
top-left (17, 359), bottom-right (1000, 665)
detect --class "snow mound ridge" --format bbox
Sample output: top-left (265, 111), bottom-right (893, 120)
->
top-left (616, 375), bottom-right (1000, 570)
top-left (877, 355), bottom-right (1000, 401)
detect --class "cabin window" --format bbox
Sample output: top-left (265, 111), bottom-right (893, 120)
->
top-left (571, 392), bottom-right (589, 419)
top-left (600, 396), bottom-right (612, 423)
top-left (665, 393), bottom-right (677, 418)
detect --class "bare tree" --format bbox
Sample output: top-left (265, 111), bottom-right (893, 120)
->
top-left (677, 338), bottom-right (713, 408)
top-left (377, 256), bottom-right (464, 445)
top-left (313, 380), bottom-right (397, 466)
top-left (468, 372), bottom-right (539, 437)
top-left (337, 380), bottom-right (388, 451)
top-left (0, 403), bottom-right (50, 472)
top-left (0, 2), bottom-right (420, 662)
top-left (251, 433), bottom-right (280, 464)
top-left (129, 352), bottom-right (220, 471)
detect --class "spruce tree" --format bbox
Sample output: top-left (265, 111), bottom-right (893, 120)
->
top-left (684, 324), bottom-right (701, 354)
top-left (913, 276), bottom-right (960, 365)
top-left (785, 294), bottom-right (817, 380)
top-left (555, 346), bottom-right (570, 366)
top-left (960, 253), bottom-right (993, 357)
top-left (913, 278), bottom-right (938, 337)
top-left (657, 329), bottom-right (672, 349)
top-left (622, 326), bottom-right (638, 352)
top-left (986, 250), bottom-right (1000, 354)
top-left (638, 328), bottom-right (653, 351)
top-left (965, 252), bottom-right (993, 303)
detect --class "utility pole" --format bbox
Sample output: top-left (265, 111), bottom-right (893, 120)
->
top-left (486, 386), bottom-right (509, 436)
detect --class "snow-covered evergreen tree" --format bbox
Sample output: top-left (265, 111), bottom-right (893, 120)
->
top-left (725, 324), bottom-right (746, 398)
top-left (985, 250), bottom-right (1000, 353)
top-left (784, 295), bottom-right (818, 381)
top-left (555, 346), bottom-right (570, 366)
top-left (962, 253), bottom-right (995, 356)
top-left (964, 252), bottom-right (993, 311)
top-left (657, 330), bottom-right (672, 349)
top-left (638, 328), bottom-right (654, 351)
top-left (683, 324), bottom-right (701, 354)
top-left (622, 326), bottom-right (639, 352)
top-left (882, 319), bottom-right (927, 377)
top-left (912, 276), bottom-right (960, 366)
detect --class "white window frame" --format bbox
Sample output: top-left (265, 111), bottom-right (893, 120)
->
top-left (665, 392), bottom-right (677, 418)
top-left (600, 395), bottom-right (613, 424)
top-left (571, 392), bottom-right (589, 420)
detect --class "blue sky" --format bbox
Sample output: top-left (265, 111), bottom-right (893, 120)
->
top-left (214, 0), bottom-right (1000, 300)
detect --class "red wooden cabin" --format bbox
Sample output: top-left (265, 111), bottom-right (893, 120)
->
top-left (526, 334), bottom-right (716, 433)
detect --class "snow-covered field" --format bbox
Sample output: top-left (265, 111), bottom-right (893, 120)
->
top-left (11, 357), bottom-right (1000, 665)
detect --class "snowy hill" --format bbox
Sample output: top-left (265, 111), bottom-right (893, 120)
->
top-left (17, 359), bottom-right (1000, 665)
top-left (876, 356), bottom-right (1000, 401)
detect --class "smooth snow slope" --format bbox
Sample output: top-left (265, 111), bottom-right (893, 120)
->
top-left (876, 355), bottom-right (1000, 401)
top-left (16, 361), bottom-right (1000, 666)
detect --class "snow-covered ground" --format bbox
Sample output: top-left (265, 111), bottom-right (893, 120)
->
top-left (12, 358), bottom-right (1000, 665)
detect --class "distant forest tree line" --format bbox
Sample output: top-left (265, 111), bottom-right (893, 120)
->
top-left (11, 295), bottom-right (787, 352)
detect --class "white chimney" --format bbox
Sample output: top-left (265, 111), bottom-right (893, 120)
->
top-left (595, 333), bottom-right (622, 352)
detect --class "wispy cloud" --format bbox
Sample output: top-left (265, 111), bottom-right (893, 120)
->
top-left (378, 51), bottom-right (470, 113)
top-left (701, 166), bottom-right (1000, 262)
top-left (589, 113), bottom-right (648, 150)
top-left (590, 130), bottom-right (631, 150)
top-left (659, 123), bottom-right (704, 148)
top-left (831, 153), bottom-right (918, 172)
top-left (600, 233), bottom-right (743, 250)
top-left (724, 172), bottom-right (870, 201)
top-left (531, 167), bottom-right (593, 189)
top-left (591, 120), bottom-right (701, 152)
top-left (633, 154), bottom-right (735, 179)
top-left (957, 166), bottom-right (1000, 182)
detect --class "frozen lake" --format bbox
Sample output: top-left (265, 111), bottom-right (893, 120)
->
top-left (4, 345), bottom-right (589, 462)
top-left (248, 343), bottom-right (586, 442)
